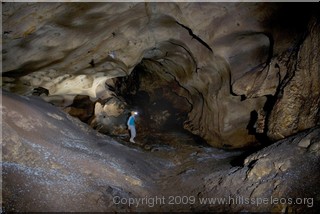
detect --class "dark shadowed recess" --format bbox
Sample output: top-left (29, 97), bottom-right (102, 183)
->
top-left (113, 60), bottom-right (208, 146)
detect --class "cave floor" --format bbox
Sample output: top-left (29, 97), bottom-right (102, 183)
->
top-left (3, 90), bottom-right (318, 212)
top-left (2, 89), bottom-right (245, 212)
top-left (111, 130), bottom-right (245, 211)
top-left (113, 131), bottom-right (243, 169)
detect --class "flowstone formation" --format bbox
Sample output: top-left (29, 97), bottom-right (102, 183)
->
top-left (2, 2), bottom-right (320, 148)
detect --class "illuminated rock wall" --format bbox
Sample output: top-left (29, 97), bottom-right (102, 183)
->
top-left (2, 2), bottom-right (319, 148)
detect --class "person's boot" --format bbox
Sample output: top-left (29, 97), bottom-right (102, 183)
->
top-left (130, 138), bottom-right (135, 143)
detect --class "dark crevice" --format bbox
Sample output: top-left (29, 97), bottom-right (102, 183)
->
top-left (175, 21), bottom-right (213, 53)
top-left (247, 111), bottom-right (258, 136)
top-left (240, 95), bottom-right (246, 101)
top-left (32, 87), bottom-right (49, 96)
top-left (89, 59), bottom-right (95, 67)
top-left (230, 145), bottom-right (264, 167)
top-left (247, 159), bottom-right (258, 169)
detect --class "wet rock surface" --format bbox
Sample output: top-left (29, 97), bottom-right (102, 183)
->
top-left (2, 90), bottom-right (319, 212)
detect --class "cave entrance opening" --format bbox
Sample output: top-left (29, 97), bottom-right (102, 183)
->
top-left (113, 60), bottom-right (208, 149)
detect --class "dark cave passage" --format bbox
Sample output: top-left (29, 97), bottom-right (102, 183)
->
top-left (113, 60), bottom-right (208, 148)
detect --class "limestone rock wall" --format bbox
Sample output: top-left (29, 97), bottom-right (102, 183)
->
top-left (267, 19), bottom-right (320, 140)
top-left (2, 2), bottom-right (320, 148)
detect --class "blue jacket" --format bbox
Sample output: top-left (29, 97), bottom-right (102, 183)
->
top-left (127, 116), bottom-right (135, 126)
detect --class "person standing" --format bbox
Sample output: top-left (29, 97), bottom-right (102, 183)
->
top-left (127, 111), bottom-right (137, 143)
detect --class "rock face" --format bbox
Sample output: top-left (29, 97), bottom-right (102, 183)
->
top-left (1, 90), bottom-right (166, 212)
top-left (2, 2), bottom-right (320, 148)
top-left (2, 90), bottom-right (319, 212)
top-left (267, 19), bottom-right (320, 140)
top-left (199, 128), bottom-right (320, 212)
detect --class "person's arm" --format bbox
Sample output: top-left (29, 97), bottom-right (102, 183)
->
top-left (127, 116), bottom-right (131, 127)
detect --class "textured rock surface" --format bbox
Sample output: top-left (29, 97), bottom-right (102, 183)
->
top-left (1, 90), bottom-right (165, 212)
top-left (198, 127), bottom-right (320, 212)
top-left (2, 90), bottom-right (319, 212)
top-left (267, 19), bottom-right (320, 140)
top-left (2, 2), bottom-right (320, 148)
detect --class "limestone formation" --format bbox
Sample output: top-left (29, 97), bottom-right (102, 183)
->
top-left (267, 19), bottom-right (320, 141)
top-left (2, 2), bottom-right (320, 148)
top-left (89, 98), bottom-right (128, 135)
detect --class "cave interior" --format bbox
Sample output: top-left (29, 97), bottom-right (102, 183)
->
top-left (1, 2), bottom-right (320, 212)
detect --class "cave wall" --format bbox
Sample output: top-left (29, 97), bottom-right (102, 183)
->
top-left (2, 2), bottom-right (320, 148)
top-left (267, 19), bottom-right (320, 140)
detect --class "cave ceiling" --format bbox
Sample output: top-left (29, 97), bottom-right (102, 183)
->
top-left (2, 2), bottom-right (320, 148)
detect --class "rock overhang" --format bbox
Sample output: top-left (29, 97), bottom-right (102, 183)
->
top-left (2, 2), bottom-right (319, 148)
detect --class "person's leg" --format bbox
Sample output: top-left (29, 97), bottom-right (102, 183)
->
top-left (128, 126), bottom-right (132, 141)
top-left (130, 126), bottom-right (136, 142)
